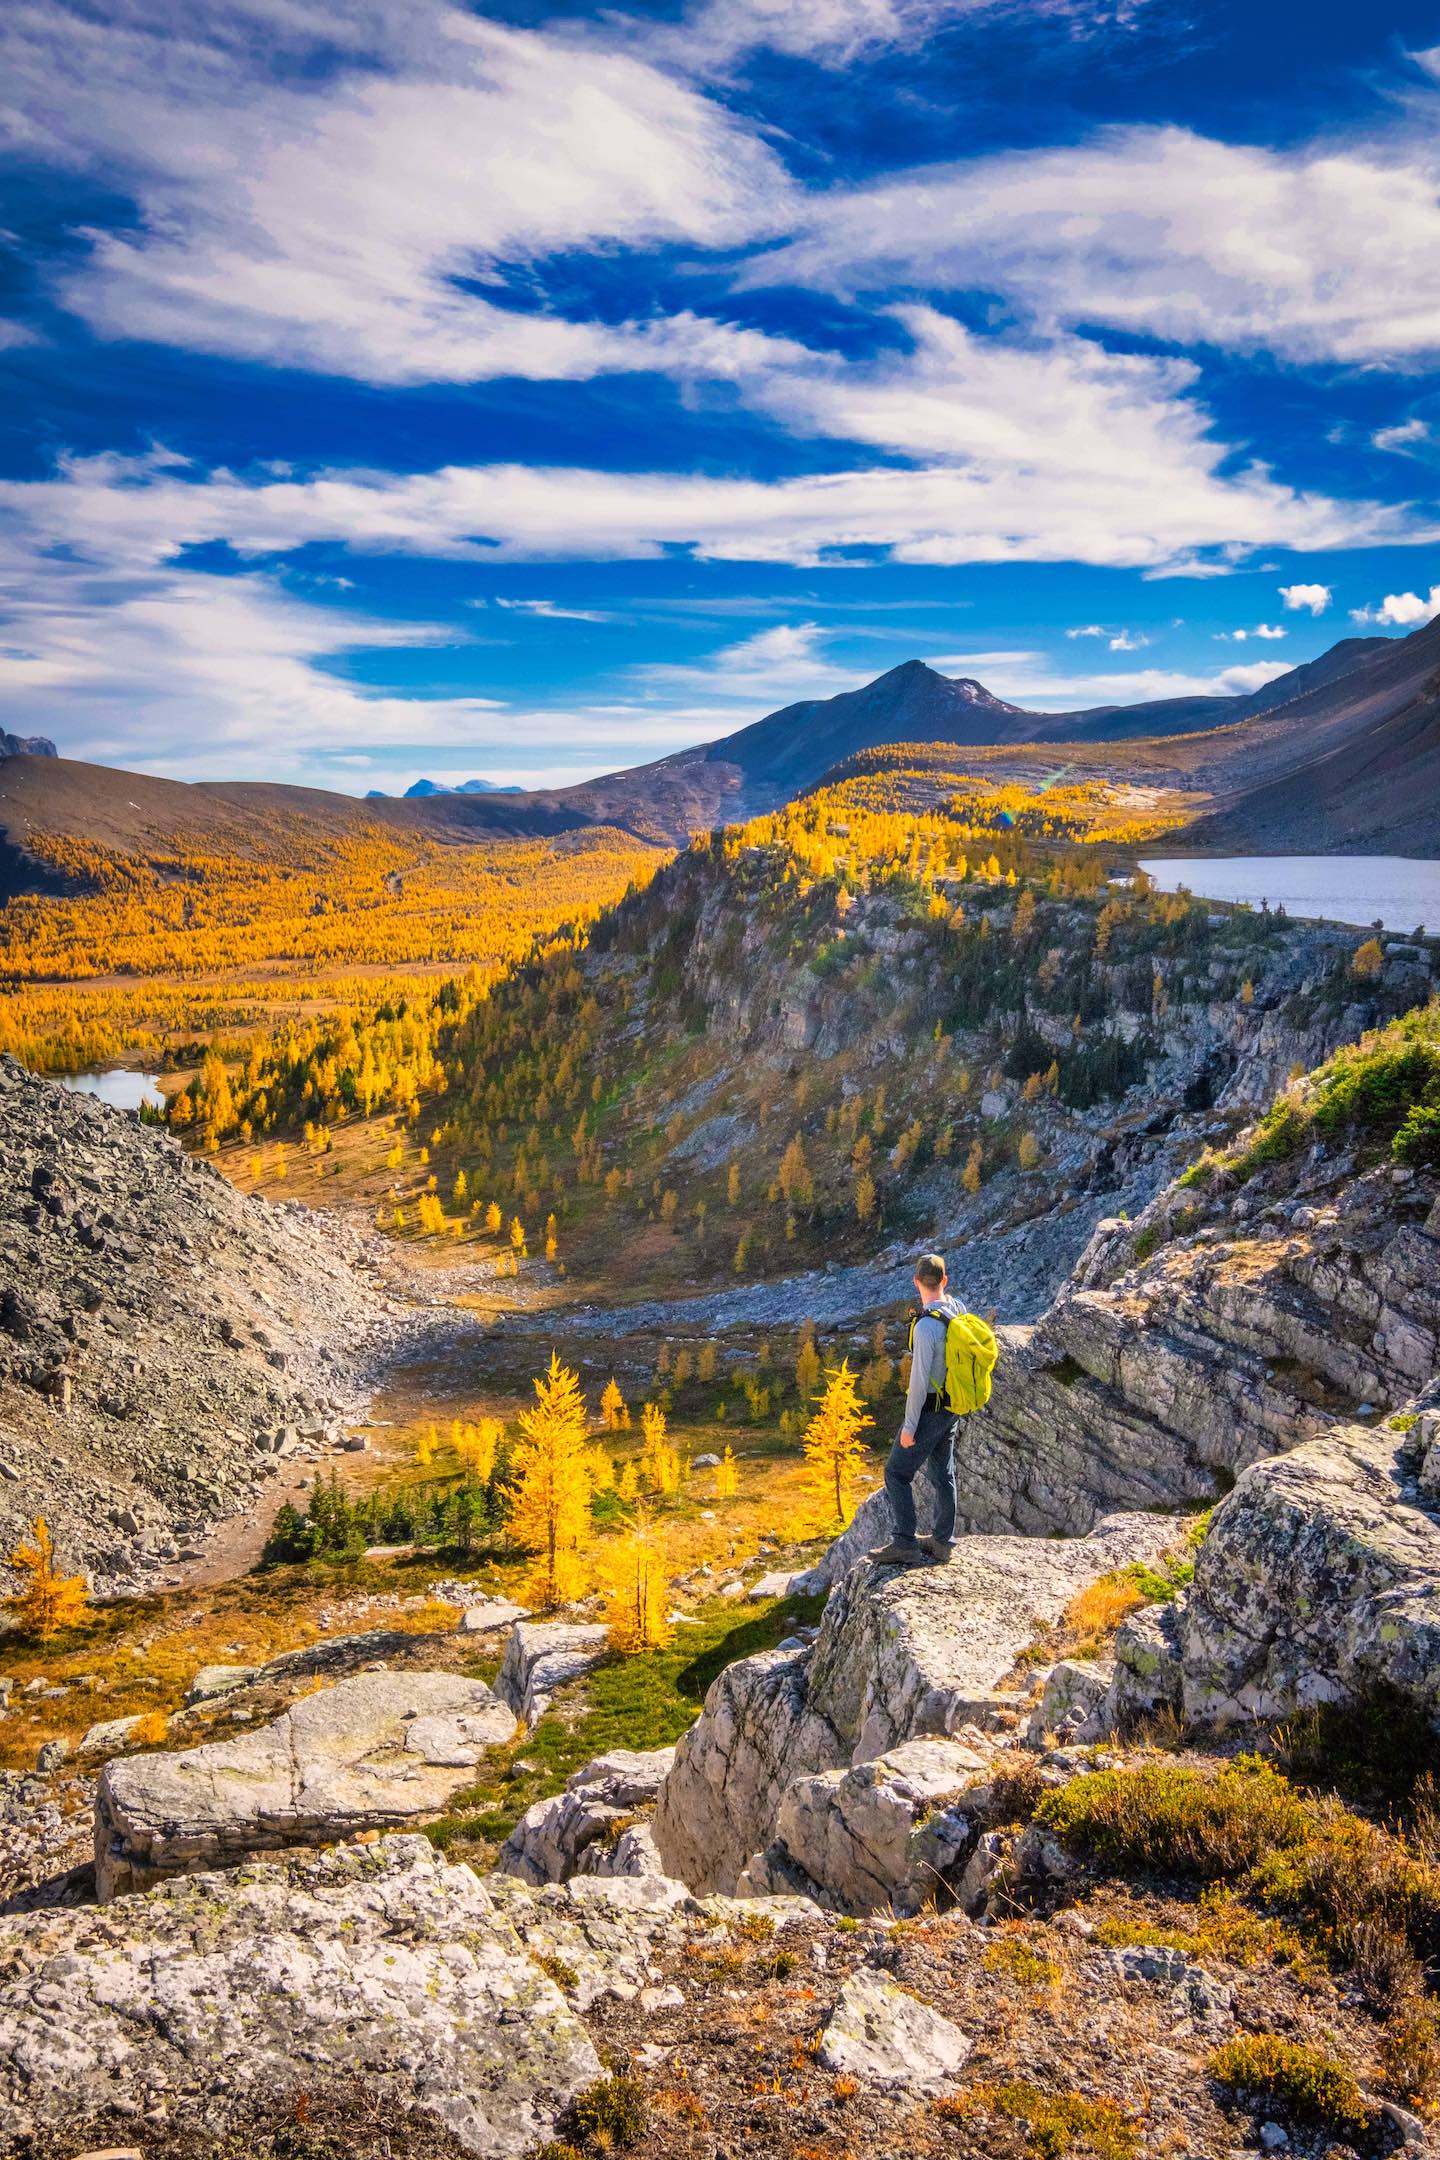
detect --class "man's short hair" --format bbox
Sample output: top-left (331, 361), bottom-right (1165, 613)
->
top-left (914, 1253), bottom-right (946, 1289)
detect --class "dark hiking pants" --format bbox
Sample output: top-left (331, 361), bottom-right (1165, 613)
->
top-left (884, 1398), bottom-right (960, 1546)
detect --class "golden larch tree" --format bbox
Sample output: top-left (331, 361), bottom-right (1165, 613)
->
top-left (5, 1518), bottom-right (88, 1638)
top-left (600, 1376), bottom-right (628, 1431)
top-left (600, 1505), bottom-right (672, 1652)
top-left (801, 1361), bottom-right (874, 1532)
top-left (507, 1354), bottom-right (594, 1608)
top-left (639, 1401), bottom-right (680, 1495)
top-left (714, 1445), bottom-right (740, 1499)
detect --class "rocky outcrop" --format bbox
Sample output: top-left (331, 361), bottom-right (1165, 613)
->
top-left (805, 1513), bottom-right (1179, 1757)
top-left (655, 1512), bottom-right (1176, 1895)
top-left (0, 1836), bottom-right (602, 2155)
top-left (95, 1671), bottom-right (516, 1899)
top-left (0, 1057), bottom-right (410, 1591)
top-left (498, 1747), bottom-right (675, 1885)
top-left (1180, 1409), bottom-right (1440, 1730)
top-left (737, 1737), bottom-right (987, 1914)
top-left (819, 1164), bottom-right (1439, 1563)
top-left (497, 1619), bottom-right (609, 1725)
top-left (651, 1645), bottom-right (845, 1895)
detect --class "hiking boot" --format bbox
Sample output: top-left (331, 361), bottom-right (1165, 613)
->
top-left (867, 1540), bottom-right (926, 1568)
top-left (921, 1536), bottom-right (955, 1562)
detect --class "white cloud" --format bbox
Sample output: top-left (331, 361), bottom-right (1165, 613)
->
top-left (924, 652), bottom-right (1291, 707)
top-left (1351, 585), bottom-right (1440, 626)
top-left (1066, 624), bottom-right (1106, 638)
top-left (1373, 418), bottom-right (1430, 451)
top-left (1108, 630), bottom-right (1147, 651)
top-left (4, 1), bottom-right (798, 385)
top-left (1, 434), bottom-right (1427, 595)
top-left (1253, 622), bottom-right (1286, 639)
top-left (654, 0), bottom-right (1134, 67)
top-left (1279, 582), bottom-right (1332, 614)
top-left (0, 431), bottom-right (1424, 780)
top-left (494, 599), bottom-right (616, 622)
top-left (750, 122), bottom-right (1440, 364)
top-left (633, 621), bottom-right (851, 701)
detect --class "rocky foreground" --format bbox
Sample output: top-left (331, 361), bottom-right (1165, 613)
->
top-left (0, 1058), bottom-right (417, 1588)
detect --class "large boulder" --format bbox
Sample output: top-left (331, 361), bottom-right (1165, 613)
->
top-left (1182, 1416), bottom-right (1440, 1730)
top-left (497, 1620), bottom-right (609, 1725)
top-left (737, 1737), bottom-right (986, 1915)
top-left (651, 1646), bottom-right (845, 1894)
top-left (0, 1836), bottom-right (601, 2155)
top-left (497, 1747), bottom-right (675, 1886)
top-left (95, 1671), bottom-right (516, 1899)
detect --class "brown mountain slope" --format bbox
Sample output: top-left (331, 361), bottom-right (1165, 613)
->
top-left (1187, 667), bottom-right (1440, 856)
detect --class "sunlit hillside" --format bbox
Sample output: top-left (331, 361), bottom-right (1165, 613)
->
top-left (0, 818), bottom-right (667, 1084)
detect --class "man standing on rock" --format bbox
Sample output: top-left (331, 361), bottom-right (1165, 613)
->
top-left (869, 1253), bottom-right (963, 1568)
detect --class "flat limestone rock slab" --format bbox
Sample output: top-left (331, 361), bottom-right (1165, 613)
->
top-left (819, 1966), bottom-right (972, 2093)
top-left (458, 1598), bottom-right (531, 1635)
top-left (0, 1836), bottom-right (600, 2157)
top-left (95, 1670), bottom-right (516, 1899)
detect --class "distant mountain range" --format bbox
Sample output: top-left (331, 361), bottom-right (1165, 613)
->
top-left (0, 730), bottom-right (56, 761)
top-left (366, 777), bottom-right (526, 800)
top-left (2, 622), bottom-right (1437, 886)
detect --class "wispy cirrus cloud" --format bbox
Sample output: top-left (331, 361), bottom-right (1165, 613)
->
top-left (925, 650), bottom-right (1291, 707)
top-left (749, 121), bottom-right (1440, 366)
top-left (3, 1), bottom-right (800, 385)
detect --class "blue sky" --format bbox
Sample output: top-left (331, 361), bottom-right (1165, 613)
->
top-left (3, 0), bottom-right (1440, 792)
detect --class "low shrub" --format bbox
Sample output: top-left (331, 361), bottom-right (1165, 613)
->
top-left (939, 2080), bottom-right (1139, 2158)
top-left (1040, 1757), bottom-right (1440, 2013)
top-left (1209, 2034), bottom-right (1368, 2135)
top-left (567, 2072), bottom-right (647, 2151)
top-left (982, 1933), bottom-right (1061, 1988)
top-left (1037, 1756), bottom-right (1313, 1879)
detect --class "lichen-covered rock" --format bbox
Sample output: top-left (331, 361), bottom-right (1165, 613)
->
top-left (737, 1738), bottom-right (985, 1915)
top-left (1182, 1417), bottom-right (1440, 1730)
top-left (482, 1867), bottom-right (815, 2013)
top-left (804, 1513), bottom-right (1179, 1761)
top-left (651, 1646), bottom-right (844, 1894)
top-left (1024, 1658), bottom-right (1113, 1749)
top-left (497, 1747), bottom-right (675, 1886)
top-left (0, 1836), bottom-right (601, 2155)
top-left (1104, 1595), bottom-right (1186, 1733)
top-left (496, 1620), bottom-right (609, 1725)
top-left (95, 1671), bottom-right (517, 1899)
top-left (818, 1966), bottom-right (972, 2092)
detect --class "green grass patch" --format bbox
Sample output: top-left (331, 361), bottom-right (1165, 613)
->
top-left (425, 1592), bottom-right (822, 1859)
top-left (1206, 1000), bottom-right (1440, 1187)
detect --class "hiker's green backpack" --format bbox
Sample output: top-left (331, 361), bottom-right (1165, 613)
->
top-left (910, 1306), bottom-right (1000, 1415)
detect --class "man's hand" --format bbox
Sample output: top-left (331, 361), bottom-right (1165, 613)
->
top-left (899, 1429), bottom-right (915, 1449)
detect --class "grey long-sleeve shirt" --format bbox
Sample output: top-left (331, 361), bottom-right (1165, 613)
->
top-left (901, 1292), bottom-right (964, 1434)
